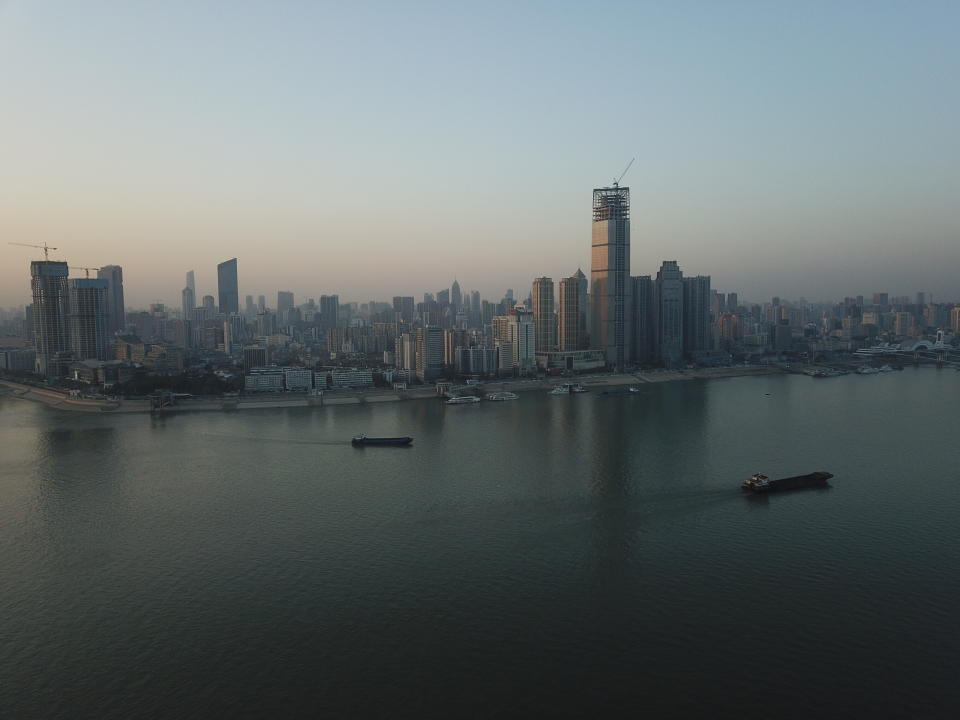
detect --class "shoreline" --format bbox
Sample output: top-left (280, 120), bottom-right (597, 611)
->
top-left (0, 367), bottom-right (785, 415)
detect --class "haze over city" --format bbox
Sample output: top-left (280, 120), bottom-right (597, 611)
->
top-left (2, 0), bottom-right (958, 306)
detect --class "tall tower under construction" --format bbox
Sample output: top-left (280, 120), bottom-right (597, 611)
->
top-left (590, 184), bottom-right (632, 369)
top-left (30, 260), bottom-right (70, 378)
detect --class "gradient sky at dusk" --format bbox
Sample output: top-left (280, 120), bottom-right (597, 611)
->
top-left (2, 1), bottom-right (957, 307)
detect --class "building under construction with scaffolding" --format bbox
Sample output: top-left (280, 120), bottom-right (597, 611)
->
top-left (590, 184), bottom-right (632, 369)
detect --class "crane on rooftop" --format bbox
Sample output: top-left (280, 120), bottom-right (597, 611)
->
top-left (8, 241), bottom-right (59, 261)
top-left (69, 266), bottom-right (101, 279)
top-left (612, 157), bottom-right (635, 188)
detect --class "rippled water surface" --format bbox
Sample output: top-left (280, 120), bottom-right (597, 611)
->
top-left (2, 369), bottom-right (958, 718)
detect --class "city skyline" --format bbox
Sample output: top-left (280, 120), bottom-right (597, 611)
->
top-left (2, 2), bottom-right (958, 305)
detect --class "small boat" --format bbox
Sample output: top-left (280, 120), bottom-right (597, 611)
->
top-left (601, 386), bottom-right (641, 396)
top-left (486, 391), bottom-right (519, 401)
top-left (548, 385), bottom-right (570, 395)
top-left (351, 435), bottom-right (413, 446)
top-left (569, 383), bottom-right (589, 393)
top-left (446, 395), bottom-right (481, 404)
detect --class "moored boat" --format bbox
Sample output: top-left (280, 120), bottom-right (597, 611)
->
top-left (486, 391), bottom-right (519, 401)
top-left (446, 395), bottom-right (481, 404)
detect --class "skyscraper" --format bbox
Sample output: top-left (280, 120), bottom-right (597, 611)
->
top-left (573, 268), bottom-right (589, 349)
top-left (558, 275), bottom-right (580, 351)
top-left (393, 296), bottom-right (415, 323)
top-left (277, 291), bottom-right (294, 315)
top-left (181, 281), bottom-right (195, 321)
top-left (97, 265), bottom-right (125, 337)
top-left (632, 275), bottom-right (654, 364)
top-left (30, 260), bottom-right (70, 378)
top-left (217, 258), bottom-right (239, 315)
top-left (682, 275), bottom-right (712, 356)
top-left (531, 277), bottom-right (556, 353)
top-left (508, 306), bottom-right (535, 372)
top-left (320, 295), bottom-right (340, 331)
top-left (68, 278), bottom-right (110, 361)
top-left (654, 261), bottom-right (684, 368)
top-left (590, 184), bottom-right (632, 369)
top-left (451, 279), bottom-right (462, 311)
top-left (415, 326), bottom-right (444, 381)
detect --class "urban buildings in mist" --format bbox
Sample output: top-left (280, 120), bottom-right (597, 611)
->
top-left (3, 179), bottom-right (959, 390)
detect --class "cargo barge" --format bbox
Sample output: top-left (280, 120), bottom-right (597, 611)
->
top-left (351, 435), bottom-right (413, 446)
top-left (742, 471), bottom-right (833, 493)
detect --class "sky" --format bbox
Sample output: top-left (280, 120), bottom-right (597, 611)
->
top-left (1, 0), bottom-right (957, 308)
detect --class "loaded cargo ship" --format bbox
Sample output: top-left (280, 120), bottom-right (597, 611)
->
top-left (741, 471), bottom-right (833, 493)
top-left (351, 435), bottom-right (413, 446)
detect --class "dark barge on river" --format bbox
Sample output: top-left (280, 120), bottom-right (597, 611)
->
top-left (742, 471), bottom-right (833, 493)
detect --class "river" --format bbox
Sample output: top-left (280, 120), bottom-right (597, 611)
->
top-left (1, 368), bottom-right (957, 718)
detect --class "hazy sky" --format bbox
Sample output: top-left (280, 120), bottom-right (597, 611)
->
top-left (2, 1), bottom-right (957, 308)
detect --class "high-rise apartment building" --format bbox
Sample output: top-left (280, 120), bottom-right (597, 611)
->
top-left (97, 265), bottom-right (125, 337)
top-left (216, 258), bottom-right (239, 315)
top-left (68, 278), bottom-right (110, 361)
top-left (531, 277), bottom-right (556, 353)
top-left (682, 275), bottom-right (712, 355)
top-left (573, 268), bottom-right (589, 349)
top-left (31, 261), bottom-right (70, 378)
top-left (558, 275), bottom-right (581, 351)
top-left (277, 291), bottom-right (294, 313)
top-left (320, 295), bottom-right (339, 331)
top-left (655, 261), bottom-right (684, 368)
top-left (590, 185), bottom-right (632, 369)
top-left (632, 275), bottom-right (654, 364)
top-left (415, 326), bottom-right (444, 381)
top-left (508, 306), bottom-right (535, 372)
top-left (393, 296), bottom-right (415, 323)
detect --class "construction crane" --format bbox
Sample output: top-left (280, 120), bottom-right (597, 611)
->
top-left (612, 157), bottom-right (635, 188)
top-left (69, 266), bottom-right (101, 279)
top-left (8, 241), bottom-right (59, 261)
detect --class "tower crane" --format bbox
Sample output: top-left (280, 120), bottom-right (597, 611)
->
top-left (612, 157), bottom-right (635, 188)
top-left (8, 241), bottom-right (59, 261)
top-left (69, 266), bottom-right (101, 279)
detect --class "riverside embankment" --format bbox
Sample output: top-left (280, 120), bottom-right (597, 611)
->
top-left (0, 366), bottom-right (784, 415)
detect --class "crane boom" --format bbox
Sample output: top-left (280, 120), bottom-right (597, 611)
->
top-left (8, 241), bottom-right (59, 261)
top-left (69, 266), bottom-right (101, 279)
top-left (613, 157), bottom-right (635, 187)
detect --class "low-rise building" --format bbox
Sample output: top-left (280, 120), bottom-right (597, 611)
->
top-left (283, 367), bottom-right (313, 392)
top-left (535, 349), bottom-right (606, 373)
top-left (244, 366), bottom-right (284, 392)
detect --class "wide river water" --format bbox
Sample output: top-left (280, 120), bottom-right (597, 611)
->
top-left (1, 369), bottom-right (958, 718)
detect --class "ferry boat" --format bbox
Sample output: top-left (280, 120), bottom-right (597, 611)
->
top-left (351, 435), bottom-right (413, 446)
top-left (446, 395), bottom-right (481, 404)
top-left (486, 391), bottom-right (519, 401)
top-left (742, 471), bottom-right (833, 494)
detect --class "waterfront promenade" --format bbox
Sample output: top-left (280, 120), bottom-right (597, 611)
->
top-left (0, 366), bottom-right (783, 415)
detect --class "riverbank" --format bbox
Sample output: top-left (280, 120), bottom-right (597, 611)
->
top-left (0, 366), bottom-right (784, 415)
